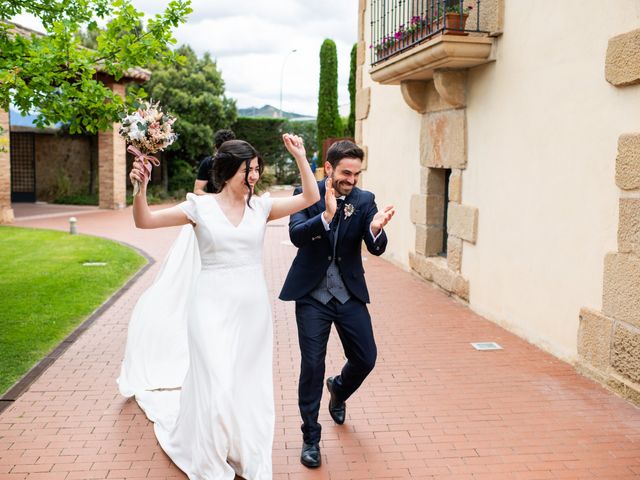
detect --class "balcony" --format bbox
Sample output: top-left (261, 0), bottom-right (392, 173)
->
top-left (369, 0), bottom-right (497, 85)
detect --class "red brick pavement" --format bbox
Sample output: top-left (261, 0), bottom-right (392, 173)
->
top-left (1, 197), bottom-right (640, 480)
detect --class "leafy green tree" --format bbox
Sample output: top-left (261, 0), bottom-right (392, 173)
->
top-left (76, 17), bottom-right (143, 50)
top-left (232, 117), bottom-right (317, 185)
top-left (346, 43), bottom-right (357, 138)
top-left (232, 117), bottom-right (287, 180)
top-left (76, 22), bottom-right (100, 49)
top-left (316, 39), bottom-right (342, 160)
top-left (134, 45), bottom-right (237, 174)
top-left (0, 0), bottom-right (192, 134)
top-left (287, 119), bottom-right (317, 156)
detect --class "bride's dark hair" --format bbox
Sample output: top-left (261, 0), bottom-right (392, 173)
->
top-left (211, 139), bottom-right (264, 206)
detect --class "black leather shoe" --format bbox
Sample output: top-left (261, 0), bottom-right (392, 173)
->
top-left (300, 442), bottom-right (321, 468)
top-left (326, 376), bottom-right (346, 425)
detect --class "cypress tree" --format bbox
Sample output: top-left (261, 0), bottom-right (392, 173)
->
top-left (317, 39), bottom-right (342, 160)
top-left (346, 43), bottom-right (357, 138)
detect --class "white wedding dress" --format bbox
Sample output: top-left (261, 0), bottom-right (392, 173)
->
top-left (118, 193), bottom-right (274, 480)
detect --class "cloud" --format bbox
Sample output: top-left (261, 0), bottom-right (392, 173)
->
top-left (163, 0), bottom-right (357, 117)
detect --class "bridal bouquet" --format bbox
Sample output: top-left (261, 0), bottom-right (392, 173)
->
top-left (119, 100), bottom-right (178, 196)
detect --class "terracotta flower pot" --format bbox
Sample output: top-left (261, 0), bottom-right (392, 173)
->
top-left (444, 12), bottom-right (468, 35)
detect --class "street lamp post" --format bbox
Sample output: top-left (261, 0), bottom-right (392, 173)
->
top-left (279, 49), bottom-right (297, 118)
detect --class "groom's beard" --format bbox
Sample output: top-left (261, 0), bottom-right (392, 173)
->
top-left (331, 174), bottom-right (355, 197)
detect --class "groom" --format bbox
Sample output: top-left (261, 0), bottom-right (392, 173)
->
top-left (279, 140), bottom-right (395, 468)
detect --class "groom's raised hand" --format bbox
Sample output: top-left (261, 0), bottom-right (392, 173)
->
top-left (371, 205), bottom-right (395, 236)
top-left (322, 178), bottom-right (337, 224)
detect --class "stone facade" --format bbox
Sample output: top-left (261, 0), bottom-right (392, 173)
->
top-left (0, 109), bottom-right (13, 223)
top-left (355, 0), bottom-right (368, 168)
top-left (576, 27), bottom-right (640, 405)
top-left (362, 1), bottom-right (639, 406)
top-left (405, 70), bottom-right (475, 301)
top-left (361, 0), bottom-right (502, 290)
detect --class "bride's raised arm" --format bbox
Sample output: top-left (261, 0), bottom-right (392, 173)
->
top-left (268, 134), bottom-right (321, 221)
top-left (130, 163), bottom-right (193, 229)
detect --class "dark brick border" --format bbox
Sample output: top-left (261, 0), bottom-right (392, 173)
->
top-left (0, 240), bottom-right (154, 414)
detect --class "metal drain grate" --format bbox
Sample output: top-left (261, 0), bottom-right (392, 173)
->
top-left (471, 342), bottom-right (503, 351)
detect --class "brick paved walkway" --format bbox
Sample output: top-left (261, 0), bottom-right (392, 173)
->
top-left (1, 198), bottom-right (640, 480)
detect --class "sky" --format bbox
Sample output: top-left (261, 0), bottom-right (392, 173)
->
top-left (11, 0), bottom-right (359, 118)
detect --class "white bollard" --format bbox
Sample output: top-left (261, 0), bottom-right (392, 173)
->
top-left (69, 217), bottom-right (77, 235)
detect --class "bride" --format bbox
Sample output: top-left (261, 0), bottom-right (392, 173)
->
top-left (117, 134), bottom-right (320, 479)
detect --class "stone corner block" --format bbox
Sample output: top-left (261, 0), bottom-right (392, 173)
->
top-left (452, 274), bottom-right (469, 300)
top-left (606, 28), bottom-right (640, 87)
top-left (616, 134), bottom-right (640, 191)
top-left (421, 167), bottom-right (446, 196)
top-left (429, 256), bottom-right (454, 291)
top-left (410, 194), bottom-right (427, 225)
top-left (606, 374), bottom-right (640, 406)
top-left (358, 7), bottom-right (366, 40)
top-left (577, 308), bottom-right (613, 371)
top-left (611, 321), bottom-right (640, 385)
top-left (356, 87), bottom-right (371, 121)
top-left (361, 145), bottom-right (369, 171)
top-left (409, 252), bottom-right (468, 300)
top-left (415, 224), bottom-right (444, 256)
top-left (409, 252), bottom-right (434, 281)
top-left (467, 0), bottom-right (504, 35)
top-left (356, 65), bottom-right (363, 91)
top-left (447, 235), bottom-right (463, 272)
top-left (619, 198), bottom-right (640, 254)
top-left (355, 120), bottom-right (363, 145)
top-left (449, 169), bottom-right (462, 203)
top-left (421, 109), bottom-right (467, 169)
top-left (447, 203), bottom-right (478, 244)
top-left (356, 40), bottom-right (367, 67)
top-left (603, 253), bottom-right (640, 328)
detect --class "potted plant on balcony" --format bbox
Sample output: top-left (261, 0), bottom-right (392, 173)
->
top-left (371, 35), bottom-right (398, 61)
top-left (443, 3), bottom-right (472, 35)
top-left (407, 15), bottom-right (428, 43)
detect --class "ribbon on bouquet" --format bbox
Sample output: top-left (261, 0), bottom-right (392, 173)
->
top-left (128, 145), bottom-right (161, 196)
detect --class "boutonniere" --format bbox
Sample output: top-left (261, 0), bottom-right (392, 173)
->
top-left (344, 203), bottom-right (355, 219)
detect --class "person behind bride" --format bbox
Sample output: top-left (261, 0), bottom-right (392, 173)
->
top-left (118, 134), bottom-right (320, 479)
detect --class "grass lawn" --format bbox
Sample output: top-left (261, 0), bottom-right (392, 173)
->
top-left (0, 226), bottom-right (146, 395)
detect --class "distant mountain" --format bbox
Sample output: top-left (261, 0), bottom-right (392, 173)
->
top-left (238, 105), bottom-right (315, 120)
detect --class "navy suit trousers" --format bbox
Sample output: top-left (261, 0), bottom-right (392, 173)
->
top-left (295, 295), bottom-right (377, 444)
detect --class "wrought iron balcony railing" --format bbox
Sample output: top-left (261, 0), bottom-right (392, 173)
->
top-left (370, 0), bottom-right (486, 66)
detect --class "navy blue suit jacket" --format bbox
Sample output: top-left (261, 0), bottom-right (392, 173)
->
top-left (279, 180), bottom-right (388, 304)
